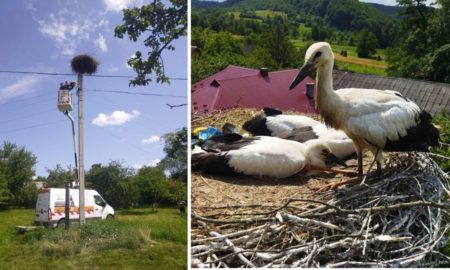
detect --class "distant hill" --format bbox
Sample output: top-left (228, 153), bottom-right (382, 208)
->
top-left (193, 0), bottom-right (400, 18)
top-left (366, 3), bottom-right (400, 16)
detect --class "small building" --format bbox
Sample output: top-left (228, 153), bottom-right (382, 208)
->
top-left (192, 65), bottom-right (317, 114)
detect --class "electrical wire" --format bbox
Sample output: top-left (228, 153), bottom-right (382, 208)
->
top-left (0, 70), bottom-right (187, 80)
top-left (85, 89), bottom-right (186, 98)
top-left (0, 119), bottom-right (66, 134)
top-left (0, 108), bottom-right (56, 124)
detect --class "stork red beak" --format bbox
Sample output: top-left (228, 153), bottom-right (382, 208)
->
top-left (289, 62), bottom-right (314, 90)
top-left (325, 153), bottom-right (348, 167)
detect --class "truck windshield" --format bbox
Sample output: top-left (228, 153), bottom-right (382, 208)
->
top-left (94, 195), bottom-right (105, 205)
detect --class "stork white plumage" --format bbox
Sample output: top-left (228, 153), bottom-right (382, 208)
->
top-left (192, 136), bottom-right (352, 178)
top-left (242, 107), bottom-right (356, 159)
top-left (289, 42), bottom-right (440, 177)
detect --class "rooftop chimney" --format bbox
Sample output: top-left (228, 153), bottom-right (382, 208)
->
top-left (260, 67), bottom-right (269, 77)
top-left (306, 83), bottom-right (315, 100)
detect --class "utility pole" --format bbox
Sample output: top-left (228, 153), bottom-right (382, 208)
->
top-left (77, 73), bottom-right (85, 225)
top-left (71, 54), bottom-right (98, 226)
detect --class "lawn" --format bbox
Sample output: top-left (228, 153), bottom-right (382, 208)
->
top-left (291, 39), bottom-right (388, 76)
top-left (228, 10), bottom-right (287, 20)
top-left (0, 207), bottom-right (187, 270)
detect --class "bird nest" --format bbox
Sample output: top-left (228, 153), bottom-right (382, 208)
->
top-left (191, 109), bottom-right (450, 268)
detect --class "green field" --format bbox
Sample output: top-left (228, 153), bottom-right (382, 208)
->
top-left (228, 10), bottom-right (287, 20)
top-left (291, 39), bottom-right (388, 76)
top-left (0, 208), bottom-right (187, 270)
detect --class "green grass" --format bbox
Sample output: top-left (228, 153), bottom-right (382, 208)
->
top-left (228, 10), bottom-right (287, 20)
top-left (335, 60), bottom-right (387, 76)
top-left (0, 208), bottom-right (187, 270)
top-left (291, 39), bottom-right (388, 76)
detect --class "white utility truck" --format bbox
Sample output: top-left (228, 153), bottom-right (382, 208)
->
top-left (35, 188), bottom-right (115, 228)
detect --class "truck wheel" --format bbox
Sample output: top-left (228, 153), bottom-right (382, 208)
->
top-left (57, 219), bottom-right (65, 228)
top-left (106, 215), bottom-right (114, 220)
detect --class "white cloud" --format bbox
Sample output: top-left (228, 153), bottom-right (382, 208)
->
top-left (133, 159), bottom-right (161, 169)
top-left (0, 75), bottom-right (45, 103)
top-left (141, 136), bottom-right (160, 144)
top-left (94, 33), bottom-right (108, 52)
top-left (91, 110), bottom-right (140, 127)
top-left (31, 5), bottom-right (109, 56)
top-left (103, 0), bottom-right (143, 12)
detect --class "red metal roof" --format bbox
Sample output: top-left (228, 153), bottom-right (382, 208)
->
top-left (192, 65), bottom-right (317, 114)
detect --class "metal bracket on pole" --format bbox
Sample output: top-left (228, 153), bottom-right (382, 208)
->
top-left (64, 111), bottom-right (78, 187)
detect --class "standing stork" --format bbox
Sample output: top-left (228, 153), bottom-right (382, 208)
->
top-left (289, 42), bottom-right (439, 177)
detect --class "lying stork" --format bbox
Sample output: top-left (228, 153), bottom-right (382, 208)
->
top-left (243, 107), bottom-right (356, 160)
top-left (192, 135), bottom-right (354, 178)
top-left (289, 42), bottom-right (439, 179)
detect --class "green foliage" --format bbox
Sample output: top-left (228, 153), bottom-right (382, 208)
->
top-left (86, 161), bottom-right (136, 209)
top-left (0, 142), bottom-right (37, 207)
top-left (0, 163), bottom-right (10, 207)
top-left (114, 0), bottom-right (187, 86)
top-left (45, 164), bottom-right (76, 188)
top-left (356, 29), bottom-right (379, 58)
top-left (133, 166), bottom-right (168, 205)
top-left (159, 127), bottom-right (187, 182)
top-left (431, 112), bottom-right (450, 172)
top-left (387, 0), bottom-right (450, 83)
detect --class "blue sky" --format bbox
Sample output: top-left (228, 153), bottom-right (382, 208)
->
top-left (0, 0), bottom-right (187, 177)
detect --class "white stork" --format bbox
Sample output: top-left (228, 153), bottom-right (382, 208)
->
top-left (242, 107), bottom-right (356, 160)
top-left (289, 42), bottom-right (439, 177)
top-left (192, 135), bottom-right (353, 178)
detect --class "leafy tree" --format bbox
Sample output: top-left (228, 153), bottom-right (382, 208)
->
top-left (133, 166), bottom-right (168, 206)
top-left (14, 182), bottom-right (38, 208)
top-left (356, 29), bottom-right (379, 58)
top-left (387, 0), bottom-right (450, 83)
top-left (262, 19), bottom-right (298, 68)
top-left (86, 162), bottom-right (135, 208)
top-left (0, 142), bottom-right (36, 205)
top-left (159, 127), bottom-right (187, 182)
top-left (115, 0), bottom-right (187, 86)
top-left (45, 165), bottom-right (76, 188)
top-left (0, 163), bottom-right (10, 207)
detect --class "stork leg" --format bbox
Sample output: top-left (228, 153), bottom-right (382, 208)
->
top-left (360, 148), bottom-right (379, 185)
top-left (357, 149), bottom-right (363, 176)
top-left (375, 149), bottom-right (383, 174)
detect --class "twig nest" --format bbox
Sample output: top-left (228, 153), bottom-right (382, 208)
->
top-left (71, 54), bottom-right (98, 75)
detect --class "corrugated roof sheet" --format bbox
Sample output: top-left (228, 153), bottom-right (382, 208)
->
top-left (192, 66), bottom-right (316, 114)
top-left (333, 70), bottom-right (450, 116)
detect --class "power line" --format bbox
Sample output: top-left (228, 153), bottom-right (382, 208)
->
top-left (85, 89), bottom-right (187, 98)
top-left (0, 119), bottom-right (66, 134)
top-left (0, 70), bottom-right (187, 80)
top-left (0, 97), bottom-right (56, 112)
top-left (0, 108), bottom-right (56, 124)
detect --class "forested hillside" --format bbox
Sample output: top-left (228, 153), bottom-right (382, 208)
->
top-left (192, 0), bottom-right (449, 84)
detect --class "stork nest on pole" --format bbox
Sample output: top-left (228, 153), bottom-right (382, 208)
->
top-left (71, 54), bottom-right (99, 75)
top-left (191, 109), bottom-right (450, 268)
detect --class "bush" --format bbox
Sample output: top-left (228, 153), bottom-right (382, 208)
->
top-left (431, 112), bottom-right (450, 172)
